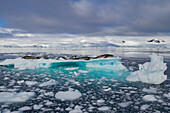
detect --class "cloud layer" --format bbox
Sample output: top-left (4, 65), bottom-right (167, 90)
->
top-left (0, 0), bottom-right (170, 36)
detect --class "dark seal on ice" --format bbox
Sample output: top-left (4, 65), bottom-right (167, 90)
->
top-left (70, 56), bottom-right (92, 60)
top-left (94, 54), bottom-right (114, 59)
top-left (22, 56), bottom-right (40, 59)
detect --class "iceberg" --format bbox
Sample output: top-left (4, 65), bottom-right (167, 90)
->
top-left (126, 55), bottom-right (167, 84)
top-left (0, 57), bottom-right (127, 71)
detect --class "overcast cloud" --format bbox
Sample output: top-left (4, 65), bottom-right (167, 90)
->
top-left (0, 0), bottom-right (170, 36)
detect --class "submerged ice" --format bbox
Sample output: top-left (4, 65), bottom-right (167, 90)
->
top-left (126, 55), bottom-right (167, 84)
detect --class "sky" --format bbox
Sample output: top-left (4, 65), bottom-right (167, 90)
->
top-left (0, 0), bottom-right (170, 36)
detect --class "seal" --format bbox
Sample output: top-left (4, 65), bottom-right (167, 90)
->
top-left (22, 56), bottom-right (40, 59)
top-left (70, 56), bottom-right (92, 60)
top-left (94, 54), bottom-right (114, 59)
top-left (57, 56), bottom-right (67, 60)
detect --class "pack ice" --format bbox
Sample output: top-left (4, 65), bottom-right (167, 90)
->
top-left (126, 55), bottom-right (167, 84)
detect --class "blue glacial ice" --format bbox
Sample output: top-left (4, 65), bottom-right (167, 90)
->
top-left (0, 58), bottom-right (127, 71)
top-left (126, 55), bottom-right (167, 84)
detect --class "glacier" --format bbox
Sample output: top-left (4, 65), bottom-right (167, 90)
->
top-left (126, 55), bottom-right (167, 84)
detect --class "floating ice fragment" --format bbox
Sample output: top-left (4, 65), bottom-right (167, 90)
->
top-left (39, 79), bottom-right (57, 87)
top-left (55, 88), bottom-right (82, 101)
top-left (74, 71), bottom-right (78, 76)
top-left (143, 95), bottom-right (157, 101)
top-left (118, 101), bottom-right (133, 108)
top-left (97, 99), bottom-right (105, 105)
top-left (65, 67), bottom-right (79, 70)
top-left (140, 105), bottom-right (150, 110)
top-left (127, 55), bottom-right (167, 84)
top-left (142, 87), bottom-right (157, 94)
top-left (33, 105), bottom-right (43, 110)
top-left (44, 92), bottom-right (54, 96)
top-left (78, 70), bottom-right (88, 73)
top-left (19, 106), bottom-right (32, 111)
top-left (163, 93), bottom-right (170, 99)
top-left (25, 81), bottom-right (38, 86)
top-left (69, 105), bottom-right (82, 113)
top-left (98, 106), bottom-right (110, 111)
top-left (0, 92), bottom-right (35, 102)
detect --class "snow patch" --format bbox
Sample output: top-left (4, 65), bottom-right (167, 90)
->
top-left (127, 55), bottom-right (167, 84)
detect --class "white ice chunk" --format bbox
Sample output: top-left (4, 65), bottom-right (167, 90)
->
top-left (0, 92), bottom-right (35, 102)
top-left (163, 93), bottom-right (170, 99)
top-left (142, 87), bottom-right (157, 93)
top-left (19, 106), bottom-right (32, 111)
top-left (17, 80), bottom-right (24, 84)
top-left (65, 67), bottom-right (79, 70)
top-left (33, 104), bottom-right (43, 110)
top-left (25, 81), bottom-right (38, 86)
top-left (69, 105), bottom-right (82, 113)
top-left (143, 95), bottom-right (157, 101)
top-left (78, 70), bottom-right (88, 73)
top-left (39, 79), bottom-right (57, 87)
top-left (44, 92), bottom-right (54, 96)
top-left (118, 101), bottom-right (133, 108)
top-left (140, 105), bottom-right (150, 110)
top-left (127, 55), bottom-right (167, 84)
top-left (97, 99), bottom-right (105, 105)
top-left (98, 106), bottom-right (110, 111)
top-left (55, 88), bottom-right (82, 101)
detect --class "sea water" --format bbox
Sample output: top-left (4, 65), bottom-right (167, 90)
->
top-left (0, 47), bottom-right (170, 112)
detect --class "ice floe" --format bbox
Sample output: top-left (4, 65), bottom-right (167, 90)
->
top-left (69, 105), bottom-right (82, 113)
top-left (25, 81), bottom-right (38, 86)
top-left (140, 105), bottom-right (150, 110)
top-left (55, 88), bottom-right (82, 101)
top-left (33, 104), bottom-right (43, 110)
top-left (39, 79), bottom-right (58, 87)
top-left (142, 95), bottom-right (157, 101)
top-left (163, 93), bottom-right (170, 99)
top-left (65, 67), bottom-right (79, 70)
top-left (0, 92), bottom-right (35, 102)
top-left (19, 106), bottom-right (32, 111)
top-left (126, 55), bottom-right (167, 84)
top-left (98, 106), bottom-right (110, 111)
top-left (142, 87), bottom-right (157, 94)
top-left (118, 101), bottom-right (133, 108)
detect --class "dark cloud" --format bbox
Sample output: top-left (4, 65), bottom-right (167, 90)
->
top-left (0, 0), bottom-right (170, 35)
